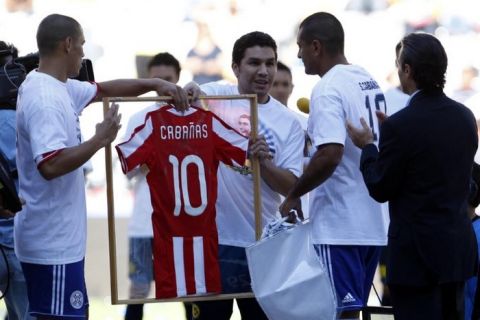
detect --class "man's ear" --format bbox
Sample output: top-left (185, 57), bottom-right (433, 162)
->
top-left (232, 62), bottom-right (240, 78)
top-left (403, 63), bottom-right (412, 78)
top-left (64, 36), bottom-right (73, 53)
top-left (312, 39), bottom-right (322, 56)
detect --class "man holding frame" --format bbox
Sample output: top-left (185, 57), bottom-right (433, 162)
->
top-left (14, 13), bottom-right (196, 319)
top-left (192, 31), bottom-right (305, 320)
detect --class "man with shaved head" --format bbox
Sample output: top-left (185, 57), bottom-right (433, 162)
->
top-left (15, 13), bottom-right (197, 319)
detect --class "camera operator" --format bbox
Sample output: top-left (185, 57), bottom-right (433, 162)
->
top-left (0, 40), bottom-right (33, 320)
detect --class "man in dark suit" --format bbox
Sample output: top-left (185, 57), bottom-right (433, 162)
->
top-left (347, 32), bottom-right (478, 319)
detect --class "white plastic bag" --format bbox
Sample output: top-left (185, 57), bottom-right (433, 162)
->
top-left (246, 220), bottom-right (336, 320)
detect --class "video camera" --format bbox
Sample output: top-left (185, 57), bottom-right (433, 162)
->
top-left (0, 49), bottom-right (95, 110)
top-left (0, 150), bottom-right (21, 214)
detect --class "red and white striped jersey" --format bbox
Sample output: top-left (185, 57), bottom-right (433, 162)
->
top-left (116, 105), bottom-right (248, 298)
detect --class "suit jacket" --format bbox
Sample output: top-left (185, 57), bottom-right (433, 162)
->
top-left (360, 89), bottom-right (478, 286)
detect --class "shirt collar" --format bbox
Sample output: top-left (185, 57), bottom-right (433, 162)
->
top-left (406, 89), bottom-right (421, 107)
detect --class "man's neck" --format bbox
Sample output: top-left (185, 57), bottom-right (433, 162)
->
top-left (258, 94), bottom-right (270, 104)
top-left (38, 58), bottom-right (68, 82)
top-left (319, 54), bottom-right (349, 77)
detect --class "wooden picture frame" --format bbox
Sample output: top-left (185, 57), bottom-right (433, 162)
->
top-left (102, 95), bottom-right (261, 304)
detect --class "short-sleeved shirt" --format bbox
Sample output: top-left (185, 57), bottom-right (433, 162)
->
top-left (15, 70), bottom-right (97, 264)
top-left (116, 105), bottom-right (248, 298)
top-left (200, 82), bottom-right (305, 247)
top-left (308, 64), bottom-right (388, 245)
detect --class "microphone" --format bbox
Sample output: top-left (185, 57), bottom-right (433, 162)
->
top-left (296, 97), bottom-right (309, 114)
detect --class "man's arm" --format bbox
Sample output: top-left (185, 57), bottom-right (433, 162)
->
top-left (95, 78), bottom-right (192, 111)
top-left (347, 117), bottom-right (404, 202)
top-left (279, 143), bottom-right (343, 218)
top-left (249, 121), bottom-right (305, 196)
top-left (259, 159), bottom-right (298, 196)
top-left (38, 104), bottom-right (121, 180)
top-left (247, 135), bottom-right (298, 196)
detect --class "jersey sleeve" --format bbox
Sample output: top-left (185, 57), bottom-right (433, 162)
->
top-left (116, 115), bottom-right (154, 174)
top-left (211, 116), bottom-right (248, 167)
top-left (308, 92), bottom-right (346, 148)
top-left (66, 80), bottom-right (97, 113)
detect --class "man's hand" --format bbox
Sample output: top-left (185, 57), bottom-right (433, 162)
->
top-left (183, 81), bottom-right (202, 106)
top-left (279, 196), bottom-right (304, 222)
top-left (94, 103), bottom-right (122, 147)
top-left (376, 110), bottom-right (388, 126)
top-left (346, 117), bottom-right (374, 149)
top-left (248, 135), bottom-right (272, 163)
top-left (155, 79), bottom-right (189, 112)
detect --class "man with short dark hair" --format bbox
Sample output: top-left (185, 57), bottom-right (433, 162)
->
top-left (280, 12), bottom-right (388, 319)
top-left (15, 14), bottom-right (195, 319)
top-left (347, 32), bottom-right (478, 319)
top-left (192, 31), bottom-right (304, 320)
top-left (146, 52), bottom-right (181, 83)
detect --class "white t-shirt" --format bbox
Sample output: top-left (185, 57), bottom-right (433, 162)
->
top-left (122, 104), bottom-right (160, 238)
top-left (15, 70), bottom-right (97, 264)
top-left (291, 110), bottom-right (308, 131)
top-left (201, 82), bottom-right (305, 247)
top-left (308, 64), bottom-right (388, 246)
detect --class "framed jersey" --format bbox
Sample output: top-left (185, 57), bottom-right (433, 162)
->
top-left (102, 95), bottom-right (261, 305)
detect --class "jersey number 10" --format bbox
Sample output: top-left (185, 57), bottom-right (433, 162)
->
top-left (365, 93), bottom-right (386, 141)
top-left (169, 155), bottom-right (207, 217)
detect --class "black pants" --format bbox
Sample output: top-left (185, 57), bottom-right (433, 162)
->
top-left (389, 282), bottom-right (465, 320)
top-left (125, 304), bottom-right (143, 320)
top-left (191, 298), bottom-right (267, 320)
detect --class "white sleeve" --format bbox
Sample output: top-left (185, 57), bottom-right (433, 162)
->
top-left (67, 80), bottom-right (97, 113)
top-left (307, 93), bottom-right (346, 148)
top-left (275, 118), bottom-right (305, 178)
top-left (27, 106), bottom-right (69, 162)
